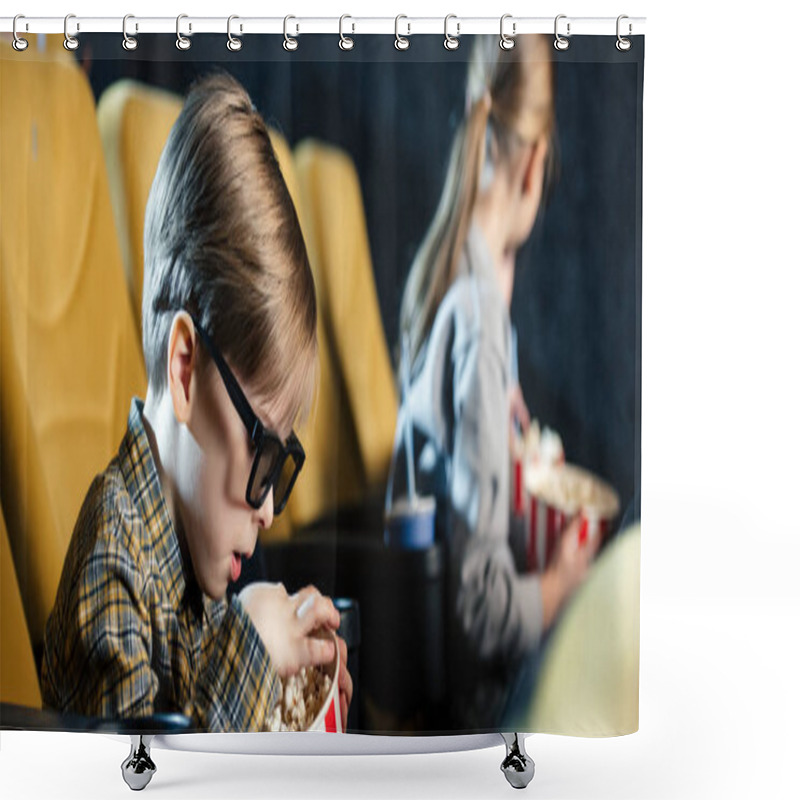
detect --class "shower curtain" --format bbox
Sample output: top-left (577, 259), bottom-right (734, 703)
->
top-left (0, 24), bottom-right (643, 739)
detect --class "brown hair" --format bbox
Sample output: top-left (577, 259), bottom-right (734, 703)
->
top-left (400, 35), bottom-right (556, 368)
top-left (142, 71), bottom-right (317, 427)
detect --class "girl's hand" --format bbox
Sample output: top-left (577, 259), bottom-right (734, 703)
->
top-left (540, 515), bottom-right (600, 629)
top-left (554, 515), bottom-right (600, 598)
top-left (238, 582), bottom-right (340, 679)
top-left (509, 383), bottom-right (531, 437)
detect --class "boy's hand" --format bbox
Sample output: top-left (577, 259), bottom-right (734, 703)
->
top-left (238, 582), bottom-right (340, 679)
top-left (336, 635), bottom-right (353, 730)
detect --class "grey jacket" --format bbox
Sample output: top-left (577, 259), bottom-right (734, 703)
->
top-left (388, 223), bottom-right (543, 729)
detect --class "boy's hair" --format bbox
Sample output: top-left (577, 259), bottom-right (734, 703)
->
top-left (142, 71), bottom-right (317, 427)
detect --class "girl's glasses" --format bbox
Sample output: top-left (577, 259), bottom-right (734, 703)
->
top-left (189, 313), bottom-right (304, 515)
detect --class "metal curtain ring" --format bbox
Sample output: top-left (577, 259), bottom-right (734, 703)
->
top-left (616, 14), bottom-right (632, 51)
top-left (499, 14), bottom-right (515, 51)
top-left (339, 15), bottom-right (354, 51)
top-left (283, 16), bottom-right (298, 51)
top-left (122, 14), bottom-right (138, 51)
top-left (12, 14), bottom-right (29, 51)
top-left (554, 14), bottom-right (570, 51)
top-left (227, 15), bottom-right (242, 51)
top-left (176, 14), bottom-right (191, 51)
top-left (395, 14), bottom-right (410, 51)
top-left (64, 13), bottom-right (79, 51)
top-left (444, 14), bottom-right (460, 51)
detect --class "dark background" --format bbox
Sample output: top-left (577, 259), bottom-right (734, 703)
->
top-left (78, 33), bottom-right (642, 523)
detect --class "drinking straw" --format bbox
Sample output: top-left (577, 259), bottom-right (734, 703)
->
top-left (401, 333), bottom-right (417, 504)
top-left (510, 324), bottom-right (521, 440)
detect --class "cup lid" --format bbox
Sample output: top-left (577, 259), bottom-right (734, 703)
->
top-left (387, 494), bottom-right (436, 517)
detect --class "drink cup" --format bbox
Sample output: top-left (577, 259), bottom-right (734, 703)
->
top-left (384, 495), bottom-right (436, 550)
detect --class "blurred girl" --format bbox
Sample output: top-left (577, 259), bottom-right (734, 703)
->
top-left (389, 36), bottom-right (597, 729)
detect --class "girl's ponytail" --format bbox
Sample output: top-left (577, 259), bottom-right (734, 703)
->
top-left (399, 35), bottom-right (554, 372)
top-left (400, 91), bottom-right (492, 370)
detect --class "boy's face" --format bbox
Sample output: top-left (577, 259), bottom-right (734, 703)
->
top-left (173, 352), bottom-right (293, 601)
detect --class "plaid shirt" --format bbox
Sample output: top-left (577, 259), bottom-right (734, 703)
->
top-left (41, 398), bottom-right (280, 731)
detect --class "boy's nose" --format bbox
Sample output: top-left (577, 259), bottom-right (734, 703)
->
top-left (254, 488), bottom-right (274, 530)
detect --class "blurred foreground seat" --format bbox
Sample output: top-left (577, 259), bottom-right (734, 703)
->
top-left (511, 524), bottom-right (641, 735)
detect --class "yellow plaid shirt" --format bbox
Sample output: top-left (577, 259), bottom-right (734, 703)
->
top-left (41, 398), bottom-right (280, 731)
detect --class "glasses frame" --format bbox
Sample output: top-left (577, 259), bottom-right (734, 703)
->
top-left (189, 313), bottom-right (305, 515)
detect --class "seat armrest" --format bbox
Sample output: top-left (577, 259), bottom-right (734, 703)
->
top-left (0, 701), bottom-right (194, 734)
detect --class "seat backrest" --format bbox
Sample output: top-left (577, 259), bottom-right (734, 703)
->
top-left (275, 306), bottom-right (367, 536)
top-left (294, 140), bottom-right (398, 497)
top-left (97, 79), bottom-right (183, 334)
top-left (265, 139), bottom-right (366, 536)
top-left (0, 504), bottom-right (42, 708)
top-left (0, 49), bottom-right (146, 653)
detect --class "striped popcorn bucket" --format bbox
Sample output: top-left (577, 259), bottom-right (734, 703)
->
top-left (521, 463), bottom-right (620, 574)
top-left (307, 628), bottom-right (343, 732)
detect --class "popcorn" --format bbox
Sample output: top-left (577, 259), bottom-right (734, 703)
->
top-left (526, 462), bottom-right (614, 516)
top-left (519, 419), bottom-right (618, 514)
top-left (514, 420), bottom-right (619, 572)
top-left (539, 426), bottom-right (565, 467)
top-left (522, 419), bottom-right (565, 468)
top-left (266, 665), bottom-right (334, 732)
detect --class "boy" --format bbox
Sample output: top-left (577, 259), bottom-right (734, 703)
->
top-left (41, 72), bottom-right (352, 731)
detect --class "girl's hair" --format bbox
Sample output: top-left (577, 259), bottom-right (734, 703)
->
top-left (399, 35), bottom-right (556, 368)
top-left (142, 71), bottom-right (317, 427)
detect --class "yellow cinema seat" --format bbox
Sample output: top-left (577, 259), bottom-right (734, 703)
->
top-left (294, 140), bottom-right (399, 498)
top-left (0, 51), bottom-right (147, 655)
top-left (1, 505), bottom-right (42, 708)
top-left (97, 80), bottom-right (183, 334)
top-left (277, 312), bottom-right (366, 536)
top-left (265, 141), bottom-right (364, 537)
top-left (526, 525), bottom-right (641, 736)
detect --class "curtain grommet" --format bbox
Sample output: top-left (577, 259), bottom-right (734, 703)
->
top-left (554, 14), bottom-right (571, 51)
top-left (444, 14), bottom-right (460, 51)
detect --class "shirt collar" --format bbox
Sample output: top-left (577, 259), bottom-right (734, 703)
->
top-left (117, 397), bottom-right (204, 619)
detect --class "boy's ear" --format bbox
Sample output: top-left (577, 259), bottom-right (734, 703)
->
top-left (167, 312), bottom-right (198, 425)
